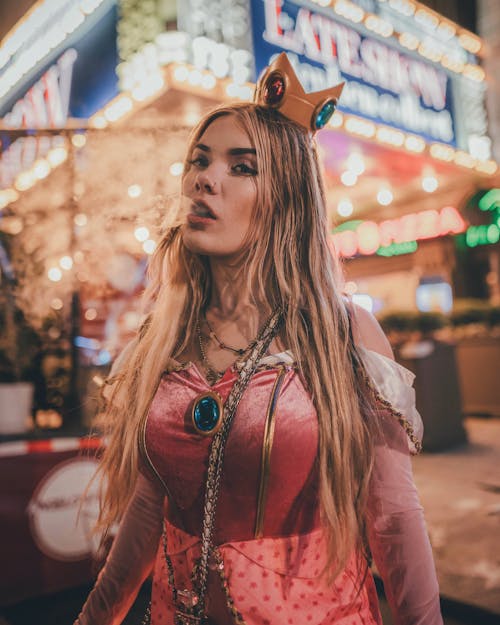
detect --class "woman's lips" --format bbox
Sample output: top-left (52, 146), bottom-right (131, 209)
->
top-left (187, 200), bottom-right (217, 226)
top-left (192, 200), bottom-right (216, 218)
top-left (187, 213), bottom-right (216, 226)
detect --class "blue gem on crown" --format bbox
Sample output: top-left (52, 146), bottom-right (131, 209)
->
top-left (314, 100), bottom-right (337, 130)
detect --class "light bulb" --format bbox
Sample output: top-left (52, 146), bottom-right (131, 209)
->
top-left (341, 171), bottom-right (357, 187)
top-left (377, 188), bottom-right (393, 205)
top-left (347, 153), bottom-right (365, 176)
top-left (48, 267), bottom-right (62, 282)
top-left (143, 239), bottom-right (156, 254)
top-left (128, 184), bottom-right (142, 198)
top-left (59, 256), bottom-right (73, 270)
top-left (135, 226), bottom-right (149, 242)
top-left (422, 176), bottom-right (438, 192)
top-left (169, 162), bottom-right (184, 176)
top-left (337, 199), bottom-right (354, 217)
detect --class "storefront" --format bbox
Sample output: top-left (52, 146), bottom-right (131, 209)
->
top-left (2, 0), bottom-right (498, 331)
top-left (75, 0), bottom-right (500, 313)
top-left (0, 0), bottom-right (498, 390)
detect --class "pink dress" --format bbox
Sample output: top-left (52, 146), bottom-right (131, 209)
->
top-left (75, 348), bottom-right (442, 625)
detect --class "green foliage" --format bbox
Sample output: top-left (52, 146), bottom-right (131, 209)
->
top-left (379, 311), bottom-right (448, 336)
top-left (450, 299), bottom-right (493, 327)
top-left (416, 312), bottom-right (448, 333)
top-left (378, 311), bottom-right (418, 333)
top-left (488, 307), bottom-right (500, 326)
top-left (0, 304), bottom-right (41, 383)
top-left (379, 300), bottom-right (500, 342)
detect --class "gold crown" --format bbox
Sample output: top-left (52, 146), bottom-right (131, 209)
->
top-left (254, 52), bottom-right (344, 132)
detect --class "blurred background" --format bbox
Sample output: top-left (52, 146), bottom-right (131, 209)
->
top-left (0, 0), bottom-right (499, 623)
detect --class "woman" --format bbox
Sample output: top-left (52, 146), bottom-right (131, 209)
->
top-left (75, 55), bottom-right (442, 625)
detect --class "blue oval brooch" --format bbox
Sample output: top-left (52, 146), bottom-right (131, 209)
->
top-left (191, 391), bottom-right (224, 436)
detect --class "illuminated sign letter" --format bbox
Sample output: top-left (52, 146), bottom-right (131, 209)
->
top-left (357, 221), bottom-right (380, 255)
top-left (439, 206), bottom-right (466, 235)
top-left (416, 210), bottom-right (439, 239)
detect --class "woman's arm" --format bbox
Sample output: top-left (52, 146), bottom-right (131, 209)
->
top-left (351, 304), bottom-right (443, 625)
top-left (74, 472), bottom-right (164, 625)
top-left (366, 412), bottom-right (442, 625)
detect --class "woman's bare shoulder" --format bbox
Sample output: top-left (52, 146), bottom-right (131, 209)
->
top-left (348, 301), bottom-right (394, 361)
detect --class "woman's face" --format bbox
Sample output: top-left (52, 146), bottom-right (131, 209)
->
top-left (181, 114), bottom-right (258, 259)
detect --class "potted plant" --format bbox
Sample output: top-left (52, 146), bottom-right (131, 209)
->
top-left (0, 295), bottom-right (41, 435)
top-left (450, 299), bottom-right (490, 339)
top-left (378, 309), bottom-right (465, 451)
top-left (451, 300), bottom-right (500, 418)
top-left (378, 311), bottom-right (419, 347)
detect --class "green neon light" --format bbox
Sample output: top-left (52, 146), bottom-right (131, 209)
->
top-left (333, 220), bottom-right (363, 233)
top-left (478, 189), bottom-right (500, 212)
top-left (376, 241), bottom-right (418, 256)
top-left (487, 224), bottom-right (500, 244)
top-left (466, 224), bottom-right (500, 247)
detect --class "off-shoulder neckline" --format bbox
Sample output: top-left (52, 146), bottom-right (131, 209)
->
top-left (167, 350), bottom-right (296, 388)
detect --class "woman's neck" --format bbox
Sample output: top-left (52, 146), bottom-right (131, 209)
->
top-left (207, 258), bottom-right (269, 320)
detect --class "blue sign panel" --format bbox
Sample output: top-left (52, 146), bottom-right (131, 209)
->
top-left (0, 3), bottom-right (119, 121)
top-left (250, 0), bottom-right (456, 146)
top-left (0, 4), bottom-right (119, 190)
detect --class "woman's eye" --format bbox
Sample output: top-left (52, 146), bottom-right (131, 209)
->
top-left (232, 163), bottom-right (258, 175)
top-left (188, 156), bottom-right (208, 168)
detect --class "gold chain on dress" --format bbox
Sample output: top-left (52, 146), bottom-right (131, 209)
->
top-left (162, 309), bottom-right (283, 625)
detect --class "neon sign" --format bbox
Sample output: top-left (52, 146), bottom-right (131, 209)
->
top-left (376, 241), bottom-right (418, 257)
top-left (0, 51), bottom-right (76, 189)
top-left (478, 189), bottom-right (500, 212)
top-left (0, 0), bottom-right (108, 104)
top-left (333, 206), bottom-right (466, 258)
top-left (465, 224), bottom-right (500, 247)
top-left (2, 49), bottom-right (76, 129)
top-left (462, 189), bottom-right (500, 248)
top-left (251, 0), bottom-right (455, 144)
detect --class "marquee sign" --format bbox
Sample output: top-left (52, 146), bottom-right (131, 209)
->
top-left (0, 5), bottom-right (118, 121)
top-left (0, 51), bottom-right (78, 189)
top-left (0, 6), bottom-right (118, 190)
top-left (333, 205), bottom-right (466, 257)
top-left (250, 0), bottom-right (456, 145)
top-left (2, 49), bottom-right (77, 130)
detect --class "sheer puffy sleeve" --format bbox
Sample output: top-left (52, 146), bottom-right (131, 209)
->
top-left (74, 472), bottom-right (164, 625)
top-left (358, 347), bottom-right (443, 625)
top-left (357, 346), bottom-right (423, 454)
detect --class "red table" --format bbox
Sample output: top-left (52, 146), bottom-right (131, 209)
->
top-left (0, 437), bottom-right (103, 606)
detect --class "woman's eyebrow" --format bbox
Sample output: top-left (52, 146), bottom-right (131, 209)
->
top-left (193, 144), bottom-right (256, 155)
top-left (228, 148), bottom-right (256, 156)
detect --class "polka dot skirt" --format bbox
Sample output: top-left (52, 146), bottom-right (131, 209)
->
top-left (149, 520), bottom-right (382, 625)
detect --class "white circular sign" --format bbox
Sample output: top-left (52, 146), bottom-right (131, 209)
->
top-left (28, 457), bottom-right (103, 561)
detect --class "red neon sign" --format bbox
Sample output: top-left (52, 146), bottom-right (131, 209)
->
top-left (333, 206), bottom-right (466, 257)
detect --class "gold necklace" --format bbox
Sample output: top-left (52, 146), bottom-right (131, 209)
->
top-left (196, 322), bottom-right (226, 385)
top-left (203, 315), bottom-right (257, 356)
top-left (196, 312), bottom-right (277, 386)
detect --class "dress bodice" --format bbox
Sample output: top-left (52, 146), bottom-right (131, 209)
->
top-left (143, 361), bottom-right (320, 543)
top-left (77, 345), bottom-right (442, 625)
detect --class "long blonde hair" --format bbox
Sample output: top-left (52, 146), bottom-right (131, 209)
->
top-left (95, 103), bottom-right (374, 579)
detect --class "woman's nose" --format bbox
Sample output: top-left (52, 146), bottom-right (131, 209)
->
top-left (195, 171), bottom-right (218, 194)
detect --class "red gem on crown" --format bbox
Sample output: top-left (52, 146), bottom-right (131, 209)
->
top-left (264, 72), bottom-right (285, 105)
